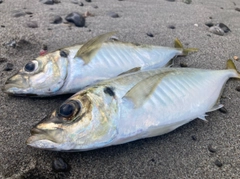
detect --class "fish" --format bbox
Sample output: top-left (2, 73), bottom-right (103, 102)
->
top-left (2, 32), bottom-right (197, 97)
top-left (27, 59), bottom-right (240, 151)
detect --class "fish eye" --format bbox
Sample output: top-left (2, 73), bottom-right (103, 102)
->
top-left (24, 60), bottom-right (38, 72)
top-left (58, 101), bottom-right (81, 119)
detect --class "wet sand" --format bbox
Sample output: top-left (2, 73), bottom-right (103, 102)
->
top-left (0, 0), bottom-right (240, 178)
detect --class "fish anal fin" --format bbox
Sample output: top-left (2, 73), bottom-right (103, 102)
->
top-left (118, 67), bottom-right (141, 76)
top-left (123, 72), bottom-right (171, 108)
top-left (75, 31), bottom-right (117, 64)
top-left (208, 104), bottom-right (224, 112)
top-left (198, 114), bottom-right (208, 122)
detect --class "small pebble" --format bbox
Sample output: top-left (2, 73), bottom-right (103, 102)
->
top-left (3, 63), bottom-right (14, 71)
top-left (208, 144), bottom-right (217, 153)
top-left (209, 26), bottom-right (224, 36)
top-left (214, 159), bottom-right (223, 167)
top-left (146, 32), bottom-right (154, 37)
top-left (219, 107), bottom-right (227, 114)
top-left (1, 25), bottom-right (5, 28)
top-left (107, 11), bottom-right (119, 18)
top-left (217, 23), bottom-right (230, 33)
top-left (180, 62), bottom-right (188, 67)
top-left (0, 0), bottom-right (3, 3)
top-left (52, 157), bottom-right (71, 172)
top-left (71, 0), bottom-right (78, 4)
top-left (235, 7), bottom-right (240, 12)
top-left (0, 57), bottom-right (7, 63)
top-left (168, 25), bottom-right (175, 29)
top-left (79, 2), bottom-right (84, 6)
top-left (53, 0), bottom-right (61, 3)
top-left (49, 15), bottom-right (63, 24)
top-left (25, 11), bottom-right (33, 15)
top-left (209, 16), bottom-right (213, 19)
top-left (91, 4), bottom-right (98, 8)
top-left (65, 12), bottom-right (85, 27)
top-left (233, 56), bottom-right (239, 61)
top-left (85, 0), bottom-right (91, 2)
top-left (12, 10), bottom-right (26, 17)
top-left (191, 135), bottom-right (197, 141)
top-left (42, 44), bottom-right (48, 51)
top-left (194, 24), bottom-right (198, 27)
top-left (26, 21), bottom-right (38, 28)
top-left (183, 0), bottom-right (191, 4)
top-left (205, 22), bottom-right (214, 27)
top-left (220, 7), bottom-right (224, 9)
top-left (235, 86), bottom-right (240, 92)
top-left (40, 0), bottom-right (54, 5)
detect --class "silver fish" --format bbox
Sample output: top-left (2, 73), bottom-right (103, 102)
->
top-left (3, 32), bottom-right (197, 96)
top-left (27, 59), bottom-right (240, 151)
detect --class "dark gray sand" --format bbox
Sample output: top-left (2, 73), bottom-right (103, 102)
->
top-left (1, 0), bottom-right (240, 178)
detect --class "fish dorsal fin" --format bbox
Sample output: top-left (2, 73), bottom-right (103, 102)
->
top-left (123, 72), bottom-right (170, 108)
top-left (118, 67), bottom-right (141, 76)
top-left (75, 31), bottom-right (116, 64)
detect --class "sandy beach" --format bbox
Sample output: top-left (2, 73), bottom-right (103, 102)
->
top-left (0, 0), bottom-right (240, 178)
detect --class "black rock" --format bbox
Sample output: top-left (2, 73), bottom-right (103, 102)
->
top-left (40, 0), bottom-right (54, 5)
top-left (3, 63), bottom-right (14, 71)
top-left (214, 159), bottom-right (223, 167)
top-left (85, 0), bottom-right (91, 2)
top-left (52, 157), bottom-right (71, 172)
top-left (26, 21), bottom-right (38, 28)
top-left (205, 22), bottom-right (214, 27)
top-left (235, 86), bottom-right (240, 92)
top-left (53, 0), bottom-right (61, 3)
top-left (12, 10), bottom-right (26, 17)
top-left (146, 32), bottom-right (154, 37)
top-left (217, 23), bottom-right (231, 33)
top-left (219, 107), bottom-right (228, 114)
top-left (50, 15), bottom-right (63, 24)
top-left (0, 0), bottom-right (3, 4)
top-left (25, 11), bottom-right (33, 15)
top-left (183, 0), bottom-right (191, 4)
top-left (168, 25), bottom-right (175, 29)
top-left (191, 135), bottom-right (197, 141)
top-left (208, 144), bottom-right (217, 153)
top-left (107, 11), bottom-right (119, 18)
top-left (79, 2), bottom-right (84, 6)
top-left (1, 25), bottom-right (5, 28)
top-left (235, 7), bottom-right (240, 12)
top-left (65, 12), bottom-right (85, 27)
top-left (0, 57), bottom-right (7, 63)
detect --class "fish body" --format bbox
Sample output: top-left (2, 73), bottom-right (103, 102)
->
top-left (27, 60), bottom-right (240, 151)
top-left (3, 32), bottom-right (197, 96)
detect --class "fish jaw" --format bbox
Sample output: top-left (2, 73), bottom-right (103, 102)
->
top-left (2, 51), bottom-right (68, 96)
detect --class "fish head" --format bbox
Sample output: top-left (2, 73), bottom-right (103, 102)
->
top-left (2, 51), bottom-right (68, 96)
top-left (27, 86), bottom-right (119, 151)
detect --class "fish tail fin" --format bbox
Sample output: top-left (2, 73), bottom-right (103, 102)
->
top-left (174, 38), bottom-right (198, 56)
top-left (227, 59), bottom-right (240, 79)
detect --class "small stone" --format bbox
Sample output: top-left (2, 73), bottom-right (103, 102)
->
top-left (3, 63), bottom-right (14, 71)
top-left (65, 12), bottom-right (85, 27)
top-left (0, 0), bottom-right (3, 4)
top-left (47, 27), bottom-right (52, 30)
top-left (235, 7), bottom-right (240, 12)
top-left (40, 0), bottom-right (54, 5)
top-left (1, 25), bottom-right (5, 28)
top-left (52, 157), bottom-right (71, 172)
top-left (91, 4), bottom-right (98, 8)
top-left (79, 2), bottom-right (84, 6)
top-left (233, 56), bottom-right (239, 61)
top-left (0, 57), bottom-right (7, 63)
top-left (53, 0), bottom-right (61, 3)
top-left (146, 32), bottom-right (154, 37)
top-left (25, 11), bottom-right (33, 15)
top-left (168, 25), bottom-right (175, 29)
top-left (49, 15), bottom-right (63, 24)
top-left (219, 107), bottom-right (227, 114)
top-left (205, 22), bottom-right (214, 27)
top-left (209, 26), bottom-right (224, 36)
top-left (214, 159), bottom-right (223, 167)
top-left (26, 21), bottom-right (38, 28)
top-left (183, 0), bottom-right (191, 4)
top-left (209, 16), bottom-right (213, 19)
top-left (107, 11), bottom-right (119, 18)
top-left (85, 0), bottom-right (91, 2)
top-left (235, 86), bottom-right (240, 92)
top-left (208, 144), bottom-right (217, 153)
top-left (217, 23), bottom-right (231, 33)
top-left (207, 34), bottom-right (211, 37)
top-left (12, 10), bottom-right (26, 17)
top-left (220, 7), bottom-right (224, 9)
top-left (71, 0), bottom-right (78, 4)
top-left (191, 135), bottom-right (197, 141)
top-left (42, 44), bottom-right (48, 51)
top-left (194, 24), bottom-right (198, 27)
top-left (180, 62), bottom-right (188, 67)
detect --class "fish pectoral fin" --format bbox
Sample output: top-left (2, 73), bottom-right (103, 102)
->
top-left (123, 72), bottom-right (171, 108)
top-left (198, 114), bottom-right (208, 121)
top-left (207, 104), bottom-right (224, 112)
top-left (74, 31), bottom-right (117, 64)
top-left (118, 67), bottom-right (141, 76)
top-left (174, 38), bottom-right (198, 56)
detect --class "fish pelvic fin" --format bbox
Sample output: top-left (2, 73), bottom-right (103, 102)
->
top-left (174, 38), bottom-right (198, 56)
top-left (227, 59), bottom-right (240, 79)
top-left (118, 67), bottom-right (141, 76)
